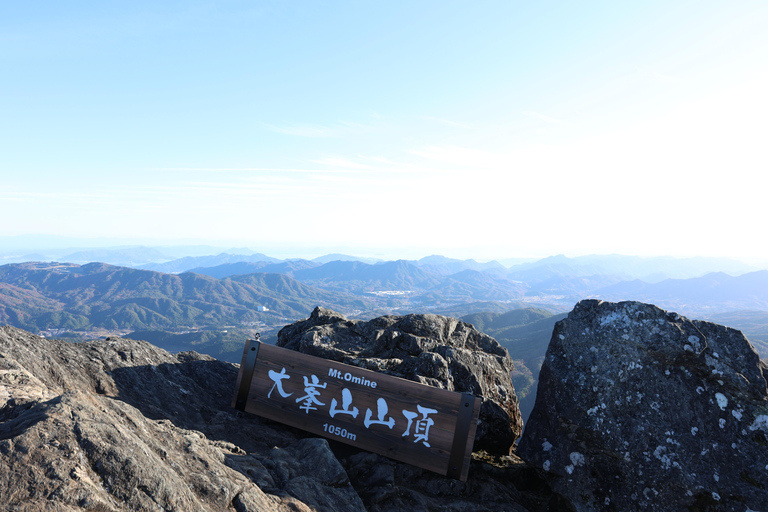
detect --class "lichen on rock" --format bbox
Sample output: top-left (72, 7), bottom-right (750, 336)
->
top-left (518, 299), bottom-right (768, 512)
top-left (0, 317), bottom-right (569, 512)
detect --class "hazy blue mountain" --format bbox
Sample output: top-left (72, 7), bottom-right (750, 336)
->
top-left (594, 270), bottom-right (768, 315)
top-left (293, 260), bottom-right (442, 292)
top-left (0, 252), bottom-right (55, 264)
top-left (410, 255), bottom-right (506, 276)
top-left (149, 245), bottom-right (243, 259)
top-left (60, 247), bottom-right (170, 266)
top-left (137, 253), bottom-right (282, 273)
top-left (294, 261), bottom-right (529, 303)
top-left (497, 257), bottom-right (539, 267)
top-left (311, 253), bottom-right (384, 264)
top-left (189, 259), bottom-right (320, 279)
top-left (293, 260), bottom-right (369, 281)
top-left (223, 247), bottom-right (267, 255)
top-left (507, 254), bottom-right (757, 283)
top-left (524, 274), bottom-right (624, 296)
top-left (0, 238), bottom-right (236, 263)
top-left (507, 254), bottom-right (600, 283)
top-left (188, 261), bottom-right (270, 278)
top-left (418, 269), bottom-right (528, 302)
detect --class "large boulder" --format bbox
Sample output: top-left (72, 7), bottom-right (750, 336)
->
top-left (278, 307), bottom-right (523, 455)
top-left (518, 300), bottom-right (768, 511)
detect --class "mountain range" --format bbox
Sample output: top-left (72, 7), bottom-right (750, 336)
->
top-left (182, 255), bottom-right (767, 317)
top-left (0, 262), bottom-right (366, 334)
top-left (593, 270), bottom-right (768, 311)
top-left (1, 250), bottom-right (767, 364)
top-left (2, 249), bottom-right (768, 430)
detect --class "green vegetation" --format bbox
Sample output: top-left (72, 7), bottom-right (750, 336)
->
top-left (461, 308), bottom-right (566, 422)
top-left (0, 262), bottom-right (367, 333)
top-left (126, 329), bottom-right (254, 363)
top-left (510, 359), bottom-right (535, 403)
top-left (3, 259), bottom-right (766, 424)
top-left (462, 308), bottom-right (552, 333)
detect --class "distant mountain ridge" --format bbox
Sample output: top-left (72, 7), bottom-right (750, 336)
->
top-left (0, 262), bottom-right (365, 333)
top-left (188, 259), bottom-right (320, 279)
top-left (418, 269), bottom-right (528, 302)
top-left (409, 255), bottom-right (506, 276)
top-left (506, 254), bottom-right (757, 283)
top-left (5, 238), bottom-right (759, 280)
top-left (593, 270), bottom-right (768, 313)
top-left (311, 253), bottom-right (383, 264)
top-left (138, 252), bottom-right (281, 273)
top-left (60, 246), bottom-right (169, 266)
top-left (2, 249), bottom-right (768, 364)
top-left (293, 260), bottom-right (443, 293)
top-left (4, 256), bottom-right (766, 333)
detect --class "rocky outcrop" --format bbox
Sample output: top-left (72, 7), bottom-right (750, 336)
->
top-left (12, 299), bottom-right (767, 512)
top-left (0, 323), bottom-right (567, 511)
top-left (0, 325), bottom-right (364, 512)
top-left (277, 307), bottom-right (523, 454)
top-left (518, 300), bottom-right (768, 512)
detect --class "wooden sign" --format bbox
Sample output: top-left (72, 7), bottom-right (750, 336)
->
top-left (232, 338), bottom-right (481, 481)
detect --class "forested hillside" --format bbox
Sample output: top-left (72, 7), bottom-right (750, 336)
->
top-left (462, 308), bottom-right (567, 422)
top-left (0, 262), bottom-right (366, 333)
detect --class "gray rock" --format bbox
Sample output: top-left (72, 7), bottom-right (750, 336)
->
top-left (337, 449), bottom-right (575, 512)
top-left (1, 318), bottom-right (568, 512)
top-left (518, 300), bottom-right (768, 512)
top-left (277, 307), bottom-right (523, 454)
top-left (0, 325), bottom-right (365, 512)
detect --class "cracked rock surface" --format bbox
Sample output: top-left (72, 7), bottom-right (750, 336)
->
top-left (0, 320), bottom-right (565, 511)
top-left (278, 307), bottom-right (523, 455)
top-left (518, 300), bottom-right (768, 512)
top-left (0, 325), bottom-right (363, 512)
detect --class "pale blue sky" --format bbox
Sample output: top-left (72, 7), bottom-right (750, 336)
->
top-left (2, 1), bottom-right (767, 260)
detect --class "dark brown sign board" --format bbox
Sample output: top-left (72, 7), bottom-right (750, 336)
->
top-left (232, 339), bottom-right (481, 481)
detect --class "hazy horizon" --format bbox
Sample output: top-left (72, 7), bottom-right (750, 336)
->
top-left (2, 2), bottom-right (767, 262)
top-left (2, 233), bottom-right (768, 268)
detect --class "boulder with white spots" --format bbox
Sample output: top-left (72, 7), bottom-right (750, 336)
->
top-left (518, 300), bottom-right (768, 512)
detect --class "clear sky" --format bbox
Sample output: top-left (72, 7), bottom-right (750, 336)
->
top-left (2, 1), bottom-right (767, 261)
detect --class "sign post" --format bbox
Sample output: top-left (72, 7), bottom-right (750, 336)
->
top-left (233, 338), bottom-right (481, 481)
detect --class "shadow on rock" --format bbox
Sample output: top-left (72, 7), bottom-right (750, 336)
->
top-left (1, 325), bottom-right (574, 512)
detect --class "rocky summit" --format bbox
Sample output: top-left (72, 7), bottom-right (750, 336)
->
top-left (4, 300), bottom-right (765, 511)
top-left (0, 326), bottom-right (365, 512)
top-left (518, 300), bottom-right (768, 512)
top-left (0, 317), bottom-right (565, 511)
top-left (277, 307), bottom-right (524, 455)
